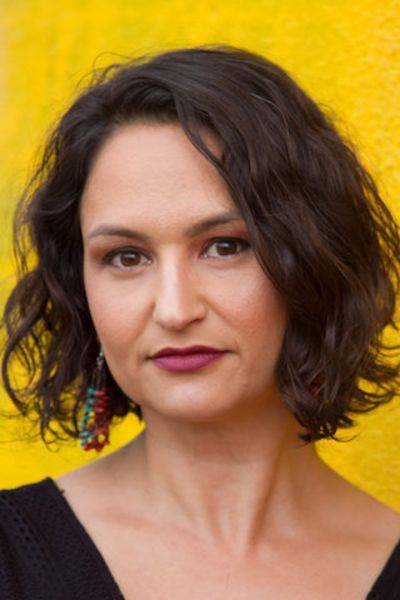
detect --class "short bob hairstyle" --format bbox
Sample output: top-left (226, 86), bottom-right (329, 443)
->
top-left (1, 44), bottom-right (399, 450)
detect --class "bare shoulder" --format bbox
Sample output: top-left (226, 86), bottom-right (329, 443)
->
top-left (320, 462), bottom-right (400, 545)
top-left (54, 439), bottom-right (147, 521)
top-left (54, 448), bottom-right (124, 513)
top-left (359, 493), bottom-right (400, 541)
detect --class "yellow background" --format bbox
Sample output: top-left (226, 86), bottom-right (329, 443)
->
top-left (0, 1), bottom-right (399, 511)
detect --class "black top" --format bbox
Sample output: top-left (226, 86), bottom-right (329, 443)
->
top-left (0, 477), bottom-right (399, 599)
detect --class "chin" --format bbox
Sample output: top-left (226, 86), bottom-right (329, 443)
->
top-left (144, 396), bottom-right (243, 423)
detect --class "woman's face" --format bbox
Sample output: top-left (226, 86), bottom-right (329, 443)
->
top-left (80, 121), bottom-right (287, 422)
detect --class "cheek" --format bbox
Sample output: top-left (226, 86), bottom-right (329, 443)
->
top-left (226, 270), bottom-right (287, 358)
top-left (83, 263), bottom-right (143, 349)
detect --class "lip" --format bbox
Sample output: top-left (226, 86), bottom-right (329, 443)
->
top-left (150, 351), bottom-right (227, 372)
top-left (151, 345), bottom-right (224, 358)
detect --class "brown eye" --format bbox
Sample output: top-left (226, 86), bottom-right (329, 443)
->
top-left (204, 238), bottom-right (250, 258)
top-left (119, 252), bottom-right (142, 267)
top-left (104, 249), bottom-right (147, 270)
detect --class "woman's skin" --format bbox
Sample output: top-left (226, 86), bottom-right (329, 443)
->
top-left (57, 121), bottom-right (400, 599)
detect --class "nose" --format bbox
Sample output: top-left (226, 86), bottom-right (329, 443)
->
top-left (151, 257), bottom-right (207, 331)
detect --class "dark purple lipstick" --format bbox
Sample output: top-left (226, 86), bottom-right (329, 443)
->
top-left (150, 345), bottom-right (228, 372)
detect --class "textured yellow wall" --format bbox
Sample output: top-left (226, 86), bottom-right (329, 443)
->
top-left (0, 1), bottom-right (399, 511)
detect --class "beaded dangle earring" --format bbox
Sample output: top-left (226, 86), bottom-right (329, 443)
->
top-left (79, 345), bottom-right (113, 452)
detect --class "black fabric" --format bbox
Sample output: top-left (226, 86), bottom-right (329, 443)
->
top-left (0, 476), bottom-right (399, 599)
top-left (0, 477), bottom-right (124, 599)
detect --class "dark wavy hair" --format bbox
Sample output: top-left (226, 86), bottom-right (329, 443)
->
top-left (1, 43), bottom-right (399, 451)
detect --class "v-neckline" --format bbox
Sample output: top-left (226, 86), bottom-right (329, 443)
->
top-left (43, 476), bottom-right (399, 599)
top-left (45, 476), bottom-right (125, 599)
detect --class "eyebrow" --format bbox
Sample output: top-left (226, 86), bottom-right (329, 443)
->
top-left (86, 210), bottom-right (244, 242)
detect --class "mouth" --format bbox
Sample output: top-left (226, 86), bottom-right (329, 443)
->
top-left (150, 349), bottom-right (228, 373)
top-left (150, 345), bottom-right (225, 358)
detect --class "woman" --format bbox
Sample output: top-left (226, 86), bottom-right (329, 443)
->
top-left (0, 44), bottom-right (399, 599)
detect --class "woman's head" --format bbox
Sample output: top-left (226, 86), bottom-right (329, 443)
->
top-left (1, 44), bottom-right (399, 448)
top-left (80, 120), bottom-right (288, 427)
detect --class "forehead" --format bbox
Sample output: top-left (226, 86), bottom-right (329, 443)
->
top-left (80, 121), bottom-right (234, 234)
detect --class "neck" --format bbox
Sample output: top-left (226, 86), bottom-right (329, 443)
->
top-left (114, 395), bottom-right (336, 558)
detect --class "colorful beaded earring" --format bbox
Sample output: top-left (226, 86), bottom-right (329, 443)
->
top-left (78, 345), bottom-right (113, 452)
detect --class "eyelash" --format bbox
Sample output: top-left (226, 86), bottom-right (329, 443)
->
top-left (101, 237), bottom-right (251, 271)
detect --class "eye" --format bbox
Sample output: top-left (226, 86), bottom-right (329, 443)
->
top-left (203, 237), bottom-right (250, 258)
top-left (102, 248), bottom-right (148, 270)
top-left (102, 237), bottom-right (250, 271)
